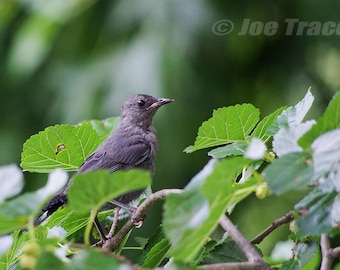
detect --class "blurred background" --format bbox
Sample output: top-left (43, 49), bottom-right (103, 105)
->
top-left (1, 0), bottom-right (339, 257)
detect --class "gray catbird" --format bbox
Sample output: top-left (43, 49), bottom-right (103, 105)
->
top-left (34, 94), bottom-right (174, 227)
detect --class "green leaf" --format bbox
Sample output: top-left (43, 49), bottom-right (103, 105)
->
top-left (295, 189), bottom-right (337, 236)
top-left (143, 239), bottom-right (170, 268)
top-left (280, 260), bottom-right (299, 270)
top-left (267, 89), bottom-right (314, 135)
top-left (208, 142), bottom-right (247, 158)
top-left (251, 106), bottom-right (286, 142)
top-left (295, 242), bottom-right (321, 270)
top-left (262, 152), bottom-right (314, 195)
top-left (330, 193), bottom-right (340, 227)
top-left (68, 169), bottom-right (151, 213)
top-left (42, 207), bottom-right (89, 240)
top-left (68, 249), bottom-right (128, 270)
top-left (299, 91), bottom-right (340, 149)
top-left (185, 104), bottom-right (260, 153)
top-left (84, 117), bottom-right (120, 139)
top-left (163, 157), bottom-right (254, 263)
top-left (21, 123), bottom-right (102, 173)
top-left (199, 240), bottom-right (247, 265)
top-left (138, 227), bottom-right (171, 268)
top-left (35, 250), bottom-right (66, 270)
top-left (0, 192), bottom-right (44, 234)
top-left (0, 230), bottom-right (29, 269)
top-left (311, 129), bottom-right (340, 176)
top-left (272, 121), bottom-right (315, 157)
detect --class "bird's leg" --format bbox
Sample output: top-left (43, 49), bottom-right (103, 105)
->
top-left (106, 207), bottom-right (120, 239)
top-left (107, 200), bottom-right (144, 227)
top-left (94, 216), bottom-right (107, 242)
top-left (107, 200), bottom-right (137, 213)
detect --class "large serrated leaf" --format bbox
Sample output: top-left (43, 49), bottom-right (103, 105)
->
top-left (299, 91), bottom-right (340, 149)
top-left (42, 207), bottom-right (89, 240)
top-left (185, 104), bottom-right (260, 153)
top-left (295, 189), bottom-right (337, 236)
top-left (272, 121), bottom-right (315, 157)
top-left (21, 123), bottom-right (102, 173)
top-left (312, 129), bottom-right (340, 176)
top-left (267, 89), bottom-right (314, 135)
top-left (68, 169), bottom-right (151, 213)
top-left (263, 152), bottom-right (314, 195)
top-left (251, 106), bottom-right (286, 142)
top-left (163, 157), bottom-right (255, 263)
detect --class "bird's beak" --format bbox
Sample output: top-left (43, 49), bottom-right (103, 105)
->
top-left (147, 98), bottom-right (174, 110)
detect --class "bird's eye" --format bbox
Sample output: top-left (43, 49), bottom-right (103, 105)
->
top-left (137, 99), bottom-right (146, 107)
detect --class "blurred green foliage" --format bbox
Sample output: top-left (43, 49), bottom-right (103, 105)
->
top-left (1, 0), bottom-right (340, 259)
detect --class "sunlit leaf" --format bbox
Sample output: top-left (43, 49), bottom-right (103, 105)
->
top-left (252, 106), bottom-right (286, 142)
top-left (0, 164), bottom-right (24, 203)
top-left (21, 123), bottom-right (101, 173)
top-left (312, 129), bottom-right (340, 176)
top-left (267, 89), bottom-right (314, 135)
top-left (244, 138), bottom-right (267, 160)
top-left (272, 121), bottom-right (315, 157)
top-left (185, 104), bottom-right (260, 153)
top-left (299, 91), bottom-right (340, 149)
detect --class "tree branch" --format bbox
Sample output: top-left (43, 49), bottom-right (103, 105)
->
top-left (250, 210), bottom-right (294, 245)
top-left (201, 262), bottom-right (270, 270)
top-left (320, 234), bottom-right (340, 270)
top-left (219, 215), bottom-right (265, 264)
top-left (102, 189), bottom-right (182, 251)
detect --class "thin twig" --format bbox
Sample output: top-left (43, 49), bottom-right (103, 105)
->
top-left (102, 189), bottom-right (182, 251)
top-left (250, 210), bottom-right (294, 245)
top-left (106, 208), bottom-right (120, 239)
top-left (320, 234), bottom-right (332, 270)
top-left (219, 215), bottom-right (265, 264)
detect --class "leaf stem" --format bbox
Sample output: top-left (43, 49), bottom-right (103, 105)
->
top-left (84, 210), bottom-right (98, 246)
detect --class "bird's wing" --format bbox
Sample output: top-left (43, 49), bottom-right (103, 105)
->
top-left (77, 133), bottom-right (152, 173)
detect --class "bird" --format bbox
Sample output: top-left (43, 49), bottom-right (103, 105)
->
top-left (34, 94), bottom-right (174, 232)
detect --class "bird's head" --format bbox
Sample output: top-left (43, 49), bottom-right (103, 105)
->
top-left (120, 94), bottom-right (174, 129)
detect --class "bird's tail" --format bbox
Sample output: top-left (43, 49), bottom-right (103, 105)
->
top-left (34, 193), bottom-right (67, 226)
